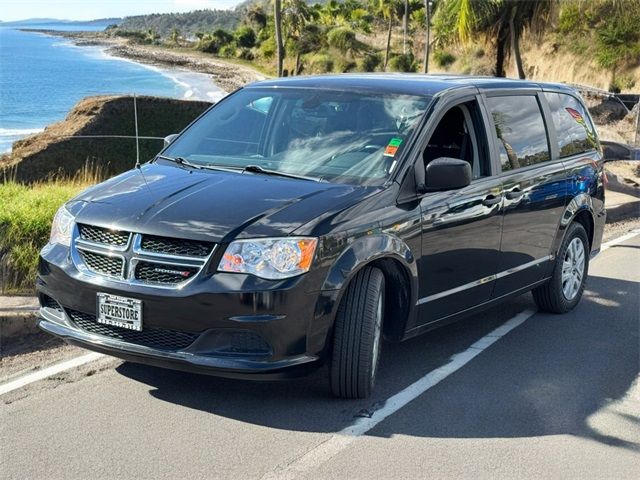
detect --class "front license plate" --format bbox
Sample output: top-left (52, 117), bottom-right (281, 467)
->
top-left (97, 293), bottom-right (142, 331)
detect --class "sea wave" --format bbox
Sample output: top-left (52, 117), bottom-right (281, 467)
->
top-left (0, 128), bottom-right (44, 136)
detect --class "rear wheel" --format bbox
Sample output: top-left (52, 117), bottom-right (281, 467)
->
top-left (533, 222), bottom-right (589, 313)
top-left (330, 266), bottom-right (385, 399)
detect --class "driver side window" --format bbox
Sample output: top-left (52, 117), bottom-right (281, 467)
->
top-left (423, 101), bottom-right (491, 179)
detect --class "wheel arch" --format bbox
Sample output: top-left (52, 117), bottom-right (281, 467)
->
top-left (552, 193), bottom-right (596, 257)
top-left (319, 233), bottom-right (419, 343)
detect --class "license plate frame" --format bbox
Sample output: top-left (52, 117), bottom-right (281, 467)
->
top-left (96, 293), bottom-right (143, 331)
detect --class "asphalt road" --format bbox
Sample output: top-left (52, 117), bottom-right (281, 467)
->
top-left (2, 235), bottom-right (639, 479)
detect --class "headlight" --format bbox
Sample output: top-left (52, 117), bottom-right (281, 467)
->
top-left (49, 205), bottom-right (75, 247)
top-left (218, 237), bottom-right (318, 279)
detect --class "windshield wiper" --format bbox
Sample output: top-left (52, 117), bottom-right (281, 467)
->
top-left (156, 154), bottom-right (203, 170)
top-left (243, 164), bottom-right (322, 182)
top-left (156, 155), bottom-right (239, 173)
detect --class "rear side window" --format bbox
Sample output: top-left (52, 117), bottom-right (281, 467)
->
top-left (544, 92), bottom-right (598, 157)
top-left (486, 95), bottom-right (550, 172)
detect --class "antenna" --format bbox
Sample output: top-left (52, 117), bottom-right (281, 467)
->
top-left (133, 93), bottom-right (140, 169)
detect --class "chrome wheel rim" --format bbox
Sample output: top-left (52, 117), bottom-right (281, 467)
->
top-left (562, 237), bottom-right (585, 300)
top-left (371, 291), bottom-right (383, 380)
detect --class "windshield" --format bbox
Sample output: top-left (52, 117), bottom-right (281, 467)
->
top-left (162, 88), bottom-right (431, 186)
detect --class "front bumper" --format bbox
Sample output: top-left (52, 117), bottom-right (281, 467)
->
top-left (37, 244), bottom-right (338, 379)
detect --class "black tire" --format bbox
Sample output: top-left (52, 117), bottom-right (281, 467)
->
top-left (533, 222), bottom-right (589, 313)
top-left (330, 266), bottom-right (385, 399)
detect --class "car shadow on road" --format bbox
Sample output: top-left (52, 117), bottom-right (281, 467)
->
top-left (116, 275), bottom-right (639, 452)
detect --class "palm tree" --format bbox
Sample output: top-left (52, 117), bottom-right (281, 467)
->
top-left (274, 0), bottom-right (284, 76)
top-left (374, 0), bottom-right (404, 70)
top-left (436, 0), bottom-right (552, 78)
top-left (169, 28), bottom-right (181, 46)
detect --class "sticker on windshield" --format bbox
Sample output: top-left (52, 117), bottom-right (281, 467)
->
top-left (383, 137), bottom-right (403, 157)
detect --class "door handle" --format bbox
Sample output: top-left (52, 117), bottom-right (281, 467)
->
top-left (505, 188), bottom-right (524, 200)
top-left (482, 194), bottom-right (502, 206)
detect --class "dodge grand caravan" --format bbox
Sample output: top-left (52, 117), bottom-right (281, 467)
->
top-left (38, 75), bottom-right (606, 398)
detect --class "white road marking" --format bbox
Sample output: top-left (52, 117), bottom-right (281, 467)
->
top-left (261, 308), bottom-right (537, 480)
top-left (600, 229), bottom-right (640, 252)
top-left (0, 352), bottom-right (104, 396)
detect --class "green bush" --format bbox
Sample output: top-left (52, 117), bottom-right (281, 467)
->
top-left (234, 26), bottom-right (256, 49)
top-left (327, 27), bottom-right (358, 54)
top-left (306, 53), bottom-right (334, 73)
top-left (0, 182), bottom-right (84, 293)
top-left (258, 36), bottom-right (276, 59)
top-left (389, 53), bottom-right (418, 73)
top-left (358, 53), bottom-right (382, 72)
top-left (433, 50), bottom-right (457, 68)
top-left (219, 44), bottom-right (237, 58)
top-left (333, 57), bottom-right (357, 73)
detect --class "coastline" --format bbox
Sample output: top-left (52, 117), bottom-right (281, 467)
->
top-left (23, 29), bottom-right (268, 94)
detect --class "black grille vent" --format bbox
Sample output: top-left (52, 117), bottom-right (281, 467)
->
top-left (140, 235), bottom-right (214, 258)
top-left (79, 250), bottom-right (124, 278)
top-left (134, 262), bottom-right (198, 285)
top-left (78, 224), bottom-right (130, 247)
top-left (67, 309), bottom-right (198, 351)
top-left (41, 294), bottom-right (63, 312)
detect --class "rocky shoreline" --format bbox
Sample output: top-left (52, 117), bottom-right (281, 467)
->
top-left (22, 29), bottom-right (267, 93)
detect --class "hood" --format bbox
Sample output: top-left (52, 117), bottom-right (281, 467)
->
top-left (72, 163), bottom-right (373, 242)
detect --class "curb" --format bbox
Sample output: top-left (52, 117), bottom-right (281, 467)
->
top-left (0, 310), bottom-right (40, 345)
top-left (607, 201), bottom-right (640, 223)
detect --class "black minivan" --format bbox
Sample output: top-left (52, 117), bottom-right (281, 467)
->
top-left (38, 75), bottom-right (606, 398)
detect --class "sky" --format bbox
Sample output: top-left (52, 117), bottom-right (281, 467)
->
top-left (1, 0), bottom-right (245, 22)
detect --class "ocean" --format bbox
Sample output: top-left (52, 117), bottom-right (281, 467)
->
top-left (0, 24), bottom-right (224, 153)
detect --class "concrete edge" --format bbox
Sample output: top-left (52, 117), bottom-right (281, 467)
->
top-left (607, 201), bottom-right (640, 223)
top-left (0, 311), bottom-right (40, 343)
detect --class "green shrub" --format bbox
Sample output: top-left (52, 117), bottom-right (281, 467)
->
top-left (433, 50), bottom-right (456, 68)
top-left (334, 57), bottom-right (357, 73)
top-left (234, 26), bottom-right (256, 49)
top-left (237, 48), bottom-right (255, 61)
top-left (358, 53), bottom-right (382, 72)
top-left (219, 44), bottom-right (237, 58)
top-left (258, 36), bottom-right (276, 59)
top-left (306, 53), bottom-right (334, 73)
top-left (389, 53), bottom-right (418, 73)
top-left (0, 182), bottom-right (84, 293)
top-left (327, 27), bottom-right (358, 54)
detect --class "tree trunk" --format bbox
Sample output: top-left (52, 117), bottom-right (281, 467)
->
top-left (295, 51), bottom-right (301, 75)
top-left (509, 6), bottom-right (525, 79)
top-left (423, 0), bottom-right (430, 73)
top-left (384, 18), bottom-right (393, 70)
top-left (403, 0), bottom-right (409, 55)
top-left (495, 24), bottom-right (507, 77)
top-left (274, 0), bottom-right (284, 77)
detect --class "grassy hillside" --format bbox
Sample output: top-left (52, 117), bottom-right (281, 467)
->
top-left (0, 96), bottom-right (212, 183)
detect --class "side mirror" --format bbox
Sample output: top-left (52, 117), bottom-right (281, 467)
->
top-left (163, 133), bottom-right (178, 148)
top-left (419, 157), bottom-right (472, 192)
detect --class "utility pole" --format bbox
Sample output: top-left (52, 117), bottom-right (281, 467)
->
top-left (274, 0), bottom-right (284, 77)
top-left (423, 1), bottom-right (431, 73)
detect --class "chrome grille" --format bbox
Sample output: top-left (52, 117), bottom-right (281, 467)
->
top-left (78, 250), bottom-right (124, 278)
top-left (67, 309), bottom-right (198, 350)
top-left (134, 261), bottom-right (199, 285)
top-left (140, 235), bottom-right (214, 258)
top-left (78, 224), bottom-right (130, 247)
top-left (72, 224), bottom-right (216, 288)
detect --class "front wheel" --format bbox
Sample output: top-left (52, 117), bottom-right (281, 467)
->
top-left (330, 266), bottom-right (385, 399)
top-left (533, 222), bottom-right (589, 313)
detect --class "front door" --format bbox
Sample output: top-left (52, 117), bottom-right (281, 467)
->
top-left (415, 98), bottom-right (504, 326)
